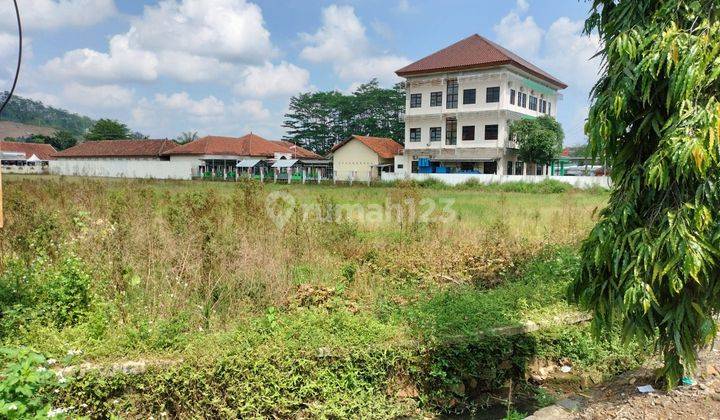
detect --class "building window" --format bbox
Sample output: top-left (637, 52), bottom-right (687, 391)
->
top-left (484, 124), bottom-right (499, 140)
top-left (529, 96), bottom-right (538, 111)
top-left (483, 161), bottom-right (497, 174)
top-left (430, 91), bottom-right (443, 107)
top-left (409, 128), bottom-right (421, 142)
top-left (430, 127), bottom-right (441, 142)
top-left (507, 161), bottom-right (514, 175)
top-left (516, 161), bottom-right (524, 175)
top-left (446, 118), bottom-right (457, 145)
top-left (463, 89), bottom-right (476, 105)
top-left (410, 93), bottom-right (422, 108)
top-left (541, 99), bottom-right (547, 114)
top-left (521, 93), bottom-right (527, 108)
top-left (446, 79), bottom-right (458, 109)
top-left (547, 102), bottom-right (552, 115)
top-left (462, 125), bottom-right (475, 141)
top-left (536, 164), bottom-right (544, 175)
top-left (510, 89), bottom-right (516, 105)
top-left (486, 86), bottom-right (500, 103)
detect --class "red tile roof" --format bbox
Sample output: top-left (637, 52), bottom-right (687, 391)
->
top-left (53, 139), bottom-right (178, 158)
top-left (163, 134), bottom-right (322, 159)
top-left (331, 135), bottom-right (403, 159)
top-left (396, 34), bottom-right (567, 89)
top-left (0, 141), bottom-right (57, 161)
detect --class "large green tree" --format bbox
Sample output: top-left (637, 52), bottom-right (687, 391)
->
top-left (570, 0), bottom-right (720, 386)
top-left (84, 119), bottom-right (131, 141)
top-left (283, 79), bottom-right (404, 154)
top-left (509, 115), bottom-right (564, 166)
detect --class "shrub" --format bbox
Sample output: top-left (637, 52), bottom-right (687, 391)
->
top-left (0, 347), bottom-right (63, 419)
top-left (0, 256), bottom-right (92, 337)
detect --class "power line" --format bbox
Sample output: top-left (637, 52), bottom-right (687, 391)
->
top-left (0, 0), bottom-right (21, 229)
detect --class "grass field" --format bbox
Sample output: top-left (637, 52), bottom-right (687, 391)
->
top-left (0, 175), bottom-right (640, 418)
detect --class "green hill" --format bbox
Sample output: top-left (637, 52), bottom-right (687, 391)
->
top-left (0, 91), bottom-right (95, 136)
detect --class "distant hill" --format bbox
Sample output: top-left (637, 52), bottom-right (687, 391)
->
top-left (0, 92), bottom-right (95, 137)
top-left (0, 121), bottom-right (57, 140)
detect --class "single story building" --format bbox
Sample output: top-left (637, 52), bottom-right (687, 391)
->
top-left (50, 139), bottom-right (184, 179)
top-left (163, 134), bottom-right (329, 180)
top-left (0, 141), bottom-right (57, 174)
top-left (330, 135), bottom-right (404, 182)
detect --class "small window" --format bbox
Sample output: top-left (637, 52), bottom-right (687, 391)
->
top-left (536, 164), bottom-right (544, 175)
top-left (486, 86), bottom-right (500, 103)
top-left (510, 89), bottom-right (516, 105)
top-left (446, 80), bottom-right (458, 109)
top-left (430, 91), bottom-right (443, 107)
top-left (462, 125), bottom-right (475, 141)
top-left (521, 93), bottom-right (527, 108)
top-left (409, 128), bottom-right (421, 142)
top-left (397, 164), bottom-right (404, 169)
top-left (547, 102), bottom-right (552, 115)
top-left (529, 96), bottom-right (538, 111)
top-left (463, 89), bottom-right (476, 105)
top-left (410, 93), bottom-right (422, 108)
top-left (430, 127), bottom-right (442, 142)
top-left (507, 161), bottom-right (514, 175)
top-left (541, 100), bottom-right (547, 114)
top-left (515, 161), bottom-right (524, 175)
top-left (446, 118), bottom-right (457, 145)
top-left (484, 124), bottom-right (499, 140)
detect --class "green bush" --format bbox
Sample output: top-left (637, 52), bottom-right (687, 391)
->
top-left (0, 256), bottom-right (92, 336)
top-left (0, 347), bottom-right (64, 419)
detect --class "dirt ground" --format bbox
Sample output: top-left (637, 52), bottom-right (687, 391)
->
top-left (530, 345), bottom-right (720, 419)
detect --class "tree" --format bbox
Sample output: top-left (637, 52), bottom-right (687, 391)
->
top-left (569, 0), bottom-right (720, 387)
top-left (509, 115), bottom-right (564, 166)
top-left (283, 79), bottom-right (405, 154)
top-left (177, 131), bottom-right (199, 144)
top-left (85, 119), bottom-right (130, 141)
top-left (48, 131), bottom-right (77, 151)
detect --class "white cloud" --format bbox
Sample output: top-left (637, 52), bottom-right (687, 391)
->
top-left (154, 92), bottom-right (225, 118)
top-left (127, 0), bottom-right (275, 64)
top-left (300, 5), bottom-right (366, 63)
top-left (42, 34), bottom-right (159, 83)
top-left (236, 62), bottom-right (310, 97)
top-left (396, 0), bottom-right (411, 13)
top-left (156, 51), bottom-right (237, 83)
top-left (337, 55), bottom-right (410, 85)
top-left (300, 5), bottom-right (409, 85)
top-left (0, 0), bottom-right (117, 31)
top-left (61, 83), bottom-right (134, 109)
top-left (540, 17), bottom-right (601, 90)
top-left (0, 33), bottom-right (16, 59)
top-left (493, 11), bottom-right (544, 56)
top-left (516, 0), bottom-right (530, 13)
top-left (231, 99), bottom-right (270, 120)
top-left (40, 0), bottom-right (277, 84)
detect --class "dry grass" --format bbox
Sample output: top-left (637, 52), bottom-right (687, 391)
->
top-left (0, 175), bottom-right (606, 331)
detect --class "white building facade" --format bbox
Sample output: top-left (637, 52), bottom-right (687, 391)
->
top-left (395, 34), bottom-right (567, 176)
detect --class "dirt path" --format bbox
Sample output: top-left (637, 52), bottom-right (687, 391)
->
top-left (530, 345), bottom-right (720, 419)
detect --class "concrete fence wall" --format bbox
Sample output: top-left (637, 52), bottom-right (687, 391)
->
top-left (381, 172), bottom-right (612, 189)
top-left (50, 159), bottom-right (193, 180)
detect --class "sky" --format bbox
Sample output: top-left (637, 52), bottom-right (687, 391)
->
top-left (0, 0), bottom-right (601, 145)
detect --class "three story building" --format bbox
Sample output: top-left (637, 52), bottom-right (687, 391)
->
top-left (395, 34), bottom-right (567, 176)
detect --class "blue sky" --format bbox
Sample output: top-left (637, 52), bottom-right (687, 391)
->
top-left (0, 0), bottom-right (600, 145)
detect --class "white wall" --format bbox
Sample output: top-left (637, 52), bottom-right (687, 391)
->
top-left (50, 158), bottom-right (193, 180)
top-left (381, 172), bottom-right (611, 189)
top-left (332, 139), bottom-right (380, 182)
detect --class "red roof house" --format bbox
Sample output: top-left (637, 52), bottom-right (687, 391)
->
top-left (163, 134), bottom-right (321, 159)
top-left (53, 139), bottom-right (178, 158)
top-left (0, 141), bottom-right (57, 161)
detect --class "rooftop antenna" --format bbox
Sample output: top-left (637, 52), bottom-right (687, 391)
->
top-left (0, 0), bottom-right (22, 229)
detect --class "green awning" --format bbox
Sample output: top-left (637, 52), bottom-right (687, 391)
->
top-left (522, 77), bottom-right (556, 96)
